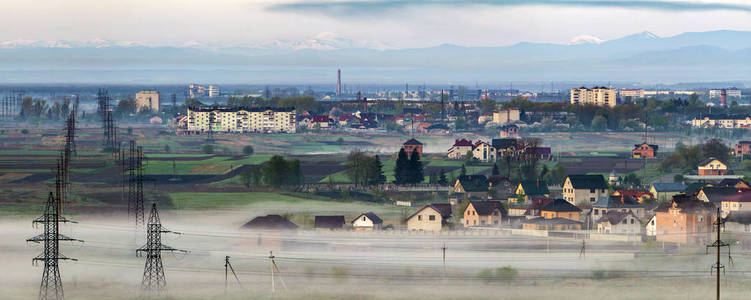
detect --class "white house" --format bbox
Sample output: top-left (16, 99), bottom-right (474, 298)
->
top-left (351, 212), bottom-right (383, 231)
top-left (471, 141), bottom-right (497, 162)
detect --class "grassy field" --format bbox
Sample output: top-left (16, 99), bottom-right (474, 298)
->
top-left (169, 192), bottom-right (310, 209)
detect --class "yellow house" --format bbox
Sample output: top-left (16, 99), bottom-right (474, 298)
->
top-left (514, 181), bottom-right (550, 202)
top-left (463, 201), bottom-right (505, 227)
top-left (539, 198), bottom-right (582, 221)
top-left (697, 158), bottom-right (728, 176)
top-left (406, 204), bottom-right (452, 231)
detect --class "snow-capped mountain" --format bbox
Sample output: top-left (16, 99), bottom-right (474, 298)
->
top-left (568, 35), bottom-right (605, 45)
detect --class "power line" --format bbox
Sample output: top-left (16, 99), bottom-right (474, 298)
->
top-left (706, 207), bottom-right (731, 300)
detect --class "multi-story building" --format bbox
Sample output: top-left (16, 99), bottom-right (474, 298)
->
top-left (619, 89), bottom-right (644, 98)
top-left (562, 175), bottom-right (609, 204)
top-left (691, 114), bottom-right (751, 128)
top-left (735, 141), bottom-right (751, 157)
top-left (697, 158), bottom-right (728, 176)
top-left (709, 89), bottom-right (741, 99)
top-left (208, 85), bottom-right (221, 98)
top-left (655, 194), bottom-right (714, 244)
top-left (471, 141), bottom-right (497, 162)
top-left (570, 87), bottom-right (617, 107)
top-left (632, 142), bottom-right (658, 158)
top-left (492, 108), bottom-right (520, 125)
top-left (135, 90), bottom-right (160, 112)
top-left (186, 106), bottom-right (296, 133)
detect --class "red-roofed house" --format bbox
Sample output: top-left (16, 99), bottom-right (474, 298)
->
top-left (311, 115), bottom-right (333, 128)
top-left (447, 139), bottom-right (474, 159)
top-left (402, 138), bottom-right (423, 156)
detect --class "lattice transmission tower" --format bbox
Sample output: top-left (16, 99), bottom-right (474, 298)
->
top-left (96, 89), bottom-right (118, 152)
top-left (125, 141), bottom-right (145, 226)
top-left (26, 159), bottom-right (82, 300)
top-left (137, 203), bottom-right (184, 293)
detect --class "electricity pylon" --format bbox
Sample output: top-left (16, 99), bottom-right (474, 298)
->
top-left (26, 160), bottom-right (82, 300)
top-left (137, 203), bottom-right (184, 293)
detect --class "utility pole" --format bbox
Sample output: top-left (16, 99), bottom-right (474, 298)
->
top-left (441, 243), bottom-right (447, 275)
top-left (27, 158), bottom-right (82, 300)
top-left (706, 207), bottom-right (730, 300)
top-left (137, 203), bottom-right (185, 294)
top-left (224, 255), bottom-right (242, 295)
top-left (268, 251), bottom-right (286, 293)
top-left (579, 239), bottom-right (586, 259)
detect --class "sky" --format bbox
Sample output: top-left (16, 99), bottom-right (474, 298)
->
top-left (1, 0), bottom-right (751, 48)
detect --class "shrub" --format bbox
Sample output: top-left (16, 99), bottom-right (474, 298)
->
top-left (331, 267), bottom-right (348, 279)
top-left (242, 145), bottom-right (254, 155)
top-left (201, 144), bottom-right (214, 154)
top-left (495, 266), bottom-right (518, 281)
top-left (20, 129), bottom-right (29, 134)
top-left (476, 269), bottom-right (495, 283)
top-left (164, 144), bottom-right (171, 153)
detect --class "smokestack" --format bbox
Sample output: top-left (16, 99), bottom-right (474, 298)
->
top-left (721, 89), bottom-right (727, 107)
top-left (336, 69), bottom-right (341, 97)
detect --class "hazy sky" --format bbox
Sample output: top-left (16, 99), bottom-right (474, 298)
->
top-left (2, 0), bottom-right (751, 48)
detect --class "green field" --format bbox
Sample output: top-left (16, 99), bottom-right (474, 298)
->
top-left (169, 192), bottom-right (309, 209)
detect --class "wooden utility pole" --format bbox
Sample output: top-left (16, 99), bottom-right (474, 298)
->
top-left (269, 251), bottom-right (275, 293)
top-left (441, 243), bottom-right (447, 274)
top-left (706, 207), bottom-right (729, 300)
top-left (225, 256), bottom-right (229, 296)
top-left (579, 239), bottom-right (586, 259)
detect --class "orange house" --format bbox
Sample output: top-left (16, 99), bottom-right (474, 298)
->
top-left (632, 142), bottom-right (658, 158)
top-left (402, 138), bottom-right (423, 156)
top-left (463, 200), bottom-right (506, 227)
top-left (697, 158), bottom-right (728, 176)
top-left (655, 195), bottom-right (715, 244)
top-left (540, 198), bottom-right (582, 221)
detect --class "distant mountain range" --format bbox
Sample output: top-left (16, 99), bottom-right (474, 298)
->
top-left (0, 30), bottom-right (749, 84)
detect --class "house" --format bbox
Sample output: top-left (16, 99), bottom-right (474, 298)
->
top-left (645, 215), bottom-right (657, 237)
top-left (311, 115), bottom-right (334, 129)
top-left (522, 217), bottom-right (582, 230)
top-left (539, 198), bottom-right (582, 221)
top-left (734, 141), bottom-right (751, 157)
top-left (697, 158), bottom-right (728, 176)
top-left (561, 175), bottom-right (609, 204)
top-left (463, 200), bottom-right (506, 227)
top-left (691, 114), bottom-right (751, 128)
top-left (608, 170), bottom-right (620, 186)
top-left (402, 138), bottom-right (423, 156)
top-left (149, 116), bottom-right (163, 124)
top-left (522, 146), bottom-right (552, 161)
top-left (591, 194), bottom-right (645, 221)
top-left (338, 115), bottom-right (354, 127)
top-left (314, 216), bottom-right (345, 230)
top-left (242, 215), bottom-right (298, 230)
top-left (655, 194), bottom-right (715, 244)
top-left (718, 178), bottom-right (751, 189)
top-left (406, 204), bottom-right (452, 231)
top-left (650, 183), bottom-right (686, 202)
top-left (351, 212), bottom-right (383, 231)
top-left (612, 190), bottom-right (653, 203)
top-left (471, 141), bottom-right (497, 162)
top-left (523, 197), bottom-right (554, 218)
top-left (515, 181), bottom-right (550, 202)
top-left (499, 124), bottom-right (519, 138)
top-left (696, 186), bottom-right (745, 204)
top-left (425, 123), bottom-right (450, 135)
top-left (720, 191), bottom-right (751, 218)
top-left (453, 175), bottom-right (489, 199)
top-left (492, 138), bottom-right (519, 158)
top-left (596, 210), bottom-right (642, 235)
top-left (486, 175), bottom-right (514, 200)
top-left (632, 142), bottom-right (658, 158)
top-left (723, 211), bottom-right (751, 246)
top-left (447, 139), bottom-right (474, 159)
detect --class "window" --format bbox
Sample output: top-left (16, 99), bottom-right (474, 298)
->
top-left (622, 219), bottom-right (627, 224)
top-left (363, 217), bottom-right (366, 221)
top-left (594, 209), bottom-right (599, 215)
top-left (630, 219), bottom-right (634, 224)
top-left (590, 188), bottom-right (595, 193)
top-left (466, 220), bottom-right (469, 225)
top-left (429, 215), bottom-right (436, 221)
top-left (590, 197), bottom-right (595, 202)
top-left (418, 215), bottom-right (422, 221)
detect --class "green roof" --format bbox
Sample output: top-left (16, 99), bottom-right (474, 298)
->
top-left (567, 175), bottom-right (608, 189)
top-left (457, 175), bottom-right (488, 192)
top-left (519, 180), bottom-right (549, 196)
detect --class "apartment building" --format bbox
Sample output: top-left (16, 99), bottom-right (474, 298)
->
top-left (570, 87), bottom-right (617, 107)
top-left (135, 91), bottom-right (160, 112)
top-left (186, 106), bottom-right (296, 133)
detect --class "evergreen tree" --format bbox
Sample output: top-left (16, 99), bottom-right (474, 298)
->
top-left (372, 155), bottom-right (386, 185)
top-left (394, 148), bottom-right (409, 184)
top-left (492, 164), bottom-right (500, 176)
top-left (438, 169), bottom-right (448, 186)
top-left (429, 172), bottom-right (438, 184)
top-left (408, 150), bottom-right (424, 184)
top-left (460, 164), bottom-right (467, 177)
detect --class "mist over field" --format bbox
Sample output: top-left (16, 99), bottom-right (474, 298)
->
top-left (1, 204), bottom-right (749, 300)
